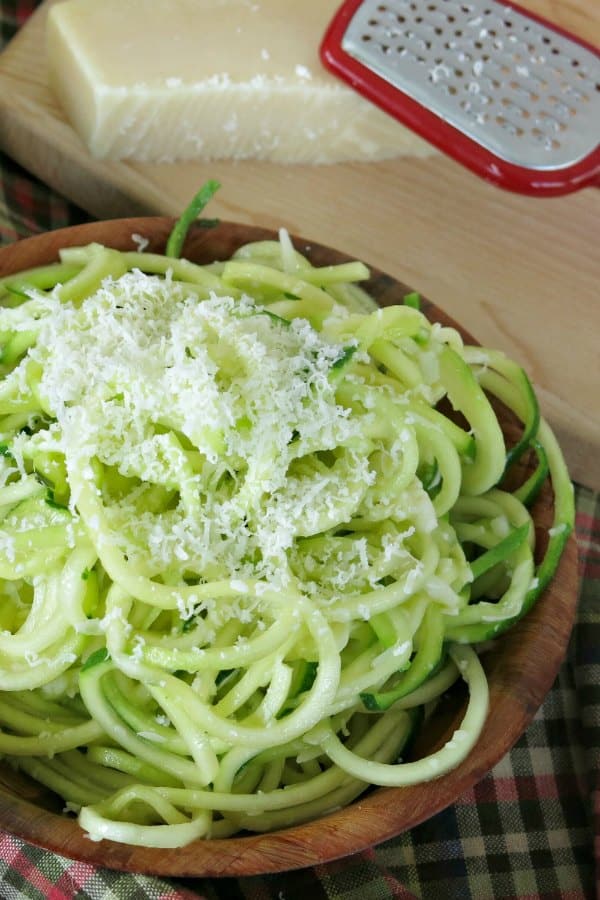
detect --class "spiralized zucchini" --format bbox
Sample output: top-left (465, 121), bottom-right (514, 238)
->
top-left (0, 200), bottom-right (573, 848)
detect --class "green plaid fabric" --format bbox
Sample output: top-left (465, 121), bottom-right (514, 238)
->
top-left (0, 4), bottom-right (598, 897)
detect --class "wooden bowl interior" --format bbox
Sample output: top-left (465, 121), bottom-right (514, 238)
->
top-left (0, 219), bottom-right (579, 876)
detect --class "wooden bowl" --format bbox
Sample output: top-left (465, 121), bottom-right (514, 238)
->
top-left (0, 219), bottom-right (578, 877)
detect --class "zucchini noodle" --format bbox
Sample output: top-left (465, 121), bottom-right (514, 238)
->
top-left (0, 203), bottom-right (573, 847)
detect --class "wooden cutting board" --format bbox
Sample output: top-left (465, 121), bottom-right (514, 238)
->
top-left (0, 0), bottom-right (599, 489)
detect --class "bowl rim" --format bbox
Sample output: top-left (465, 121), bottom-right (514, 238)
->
top-left (0, 217), bottom-right (579, 877)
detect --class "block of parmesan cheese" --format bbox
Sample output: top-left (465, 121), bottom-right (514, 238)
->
top-left (46, 0), bottom-right (434, 164)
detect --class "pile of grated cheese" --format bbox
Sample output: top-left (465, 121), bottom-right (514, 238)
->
top-left (22, 270), bottom-right (379, 588)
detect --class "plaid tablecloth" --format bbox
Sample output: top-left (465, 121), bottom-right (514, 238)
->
top-left (0, 4), bottom-right (599, 898)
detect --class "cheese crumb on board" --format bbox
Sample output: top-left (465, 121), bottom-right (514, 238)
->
top-left (45, 0), bottom-right (434, 164)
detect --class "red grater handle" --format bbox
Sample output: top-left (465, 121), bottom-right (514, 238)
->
top-left (320, 0), bottom-right (600, 196)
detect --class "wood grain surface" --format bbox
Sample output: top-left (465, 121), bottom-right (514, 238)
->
top-left (0, 217), bottom-right (580, 877)
top-left (0, 1), bottom-right (598, 488)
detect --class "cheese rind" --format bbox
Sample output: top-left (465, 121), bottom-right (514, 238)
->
top-left (46, 0), bottom-right (434, 164)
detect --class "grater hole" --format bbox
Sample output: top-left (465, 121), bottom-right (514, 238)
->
top-left (537, 111), bottom-right (566, 132)
top-left (560, 84), bottom-right (586, 102)
top-left (501, 97), bottom-right (531, 119)
top-left (495, 115), bottom-right (524, 136)
top-left (532, 128), bottom-right (560, 150)
top-left (436, 81), bottom-right (458, 97)
top-left (512, 82), bottom-right (540, 102)
top-left (529, 74), bottom-right (548, 90)
top-left (549, 96), bottom-right (576, 116)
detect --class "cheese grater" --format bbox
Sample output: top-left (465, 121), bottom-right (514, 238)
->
top-left (320, 0), bottom-right (600, 195)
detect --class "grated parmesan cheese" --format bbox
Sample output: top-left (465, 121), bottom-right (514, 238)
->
top-left (20, 272), bottom-right (369, 594)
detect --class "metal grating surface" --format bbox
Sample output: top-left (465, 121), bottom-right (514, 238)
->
top-left (342, 0), bottom-right (600, 169)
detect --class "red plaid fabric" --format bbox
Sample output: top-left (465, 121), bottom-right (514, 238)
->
top-left (0, 4), bottom-right (598, 897)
